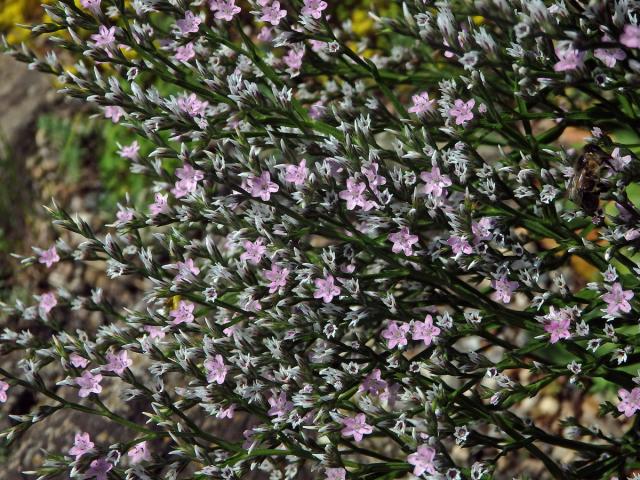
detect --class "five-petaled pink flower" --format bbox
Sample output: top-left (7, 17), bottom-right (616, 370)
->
top-left (341, 413), bottom-right (373, 442)
top-left (241, 238), bottom-right (267, 264)
top-left (594, 35), bottom-right (626, 68)
top-left (544, 314), bottom-right (571, 344)
top-left (265, 264), bottom-right (289, 293)
top-left (602, 282), bottom-right (634, 316)
top-left (170, 300), bottom-right (195, 325)
top-left (70, 353), bottom-right (89, 368)
top-left (76, 370), bottom-right (102, 398)
top-left (204, 354), bottom-right (228, 384)
top-left (314, 275), bottom-right (341, 303)
top-left (389, 227), bottom-right (419, 256)
top-left (492, 276), bottom-right (518, 304)
top-left (104, 350), bottom-right (132, 375)
top-left (268, 391), bottom-right (294, 417)
top-left (175, 42), bottom-right (196, 62)
top-left (449, 98), bottom-right (475, 125)
top-left (69, 432), bottom-right (94, 460)
top-left (177, 11), bottom-right (202, 35)
top-left (420, 167), bottom-right (452, 198)
top-left (284, 47), bottom-right (305, 71)
top-left (91, 25), bottom-right (116, 48)
top-left (339, 178), bottom-right (375, 211)
top-left (118, 140), bottom-right (139, 159)
top-left (412, 314), bottom-right (441, 347)
top-left (407, 444), bottom-right (437, 477)
top-left (260, 1), bottom-right (288, 26)
top-left (86, 457), bottom-right (113, 480)
top-left (150, 193), bottom-right (169, 216)
top-left (381, 321), bottom-right (410, 349)
top-left (620, 24), bottom-right (640, 48)
top-left (325, 468), bottom-right (346, 480)
top-left (172, 162), bottom-right (205, 198)
top-left (408, 92), bottom-right (435, 115)
top-left (617, 387), bottom-right (640, 417)
top-left (80, 0), bottom-right (101, 11)
top-left (210, 0), bottom-right (241, 21)
top-left (0, 380), bottom-right (8, 403)
top-left (39, 245), bottom-right (60, 268)
top-left (128, 441), bottom-right (151, 463)
top-left (248, 171), bottom-right (279, 201)
top-left (177, 93), bottom-right (208, 117)
top-left (175, 258), bottom-right (200, 282)
top-left (447, 235), bottom-right (472, 256)
top-left (105, 105), bottom-right (125, 123)
top-left (553, 47), bottom-right (584, 72)
top-left (358, 369), bottom-right (387, 396)
top-left (302, 0), bottom-right (327, 19)
top-left (285, 160), bottom-right (308, 185)
top-left (39, 292), bottom-right (57, 314)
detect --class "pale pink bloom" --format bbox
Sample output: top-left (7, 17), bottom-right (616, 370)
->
top-left (602, 282), bottom-right (634, 316)
top-left (625, 228), bottom-right (640, 241)
top-left (0, 380), bottom-right (8, 403)
top-left (150, 193), bottom-right (169, 215)
top-left (408, 91), bottom-right (435, 115)
top-left (248, 171), bottom-right (279, 201)
top-left (128, 441), bottom-right (150, 463)
top-left (39, 292), bottom-right (57, 314)
top-left (260, 1), bottom-right (287, 26)
top-left (172, 162), bottom-right (205, 198)
top-left (407, 444), bottom-right (437, 477)
top-left (471, 217), bottom-right (494, 243)
top-left (178, 93), bottom-right (208, 117)
top-left (553, 48), bottom-right (584, 71)
top-left (144, 325), bottom-right (166, 339)
top-left (339, 178), bottom-right (375, 211)
top-left (39, 245), bottom-right (60, 268)
top-left (257, 26), bottom-right (273, 42)
top-left (217, 404), bottom-right (235, 419)
top-left (309, 40), bottom-right (326, 53)
top-left (358, 369), bottom-right (387, 396)
top-left (447, 235), bottom-right (472, 255)
top-left (610, 148), bottom-right (632, 171)
top-left (544, 315), bottom-right (571, 344)
top-left (265, 264), bottom-right (289, 293)
top-left (80, 0), bottom-right (101, 10)
top-left (389, 227), bottom-right (419, 256)
top-left (314, 275), bottom-right (341, 303)
top-left (118, 140), bottom-right (139, 159)
top-left (283, 46), bottom-right (305, 71)
top-left (302, 0), bottom-right (327, 19)
top-left (285, 160), bottom-right (308, 185)
top-left (381, 321), bottom-right (410, 349)
top-left (325, 468), bottom-right (346, 480)
top-left (70, 353), bottom-right (89, 368)
top-left (175, 258), bottom-right (200, 282)
top-left (116, 206), bottom-right (134, 223)
top-left (105, 105), bottom-right (125, 123)
top-left (420, 166), bottom-right (452, 198)
top-left (340, 413), bottom-right (373, 442)
top-left (362, 162), bottom-right (386, 190)
top-left (210, 0), bottom-right (241, 21)
top-left (170, 300), bottom-right (195, 325)
top-left (449, 98), bottom-right (475, 125)
top-left (86, 457), bottom-right (113, 480)
top-left (617, 387), bottom-right (640, 417)
top-left (268, 392), bottom-right (293, 417)
top-left (76, 371), bottom-right (102, 398)
top-left (594, 35), bottom-right (626, 68)
top-left (104, 350), bottom-right (132, 375)
top-left (204, 354), bottom-right (228, 384)
top-left (91, 25), bottom-right (116, 48)
top-left (175, 42), bottom-right (195, 62)
top-left (176, 11), bottom-right (202, 35)
top-left (412, 314), bottom-right (441, 347)
top-left (241, 238), bottom-right (267, 264)
top-left (620, 24), bottom-right (640, 48)
top-left (69, 432), bottom-right (94, 460)
top-left (492, 276), bottom-right (518, 303)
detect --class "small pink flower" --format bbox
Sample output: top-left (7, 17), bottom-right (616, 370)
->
top-left (492, 276), bottom-right (518, 304)
top-left (447, 235), bottom-right (472, 255)
top-left (69, 432), bottom-right (94, 460)
top-left (105, 105), bottom-right (125, 123)
top-left (144, 325), bottom-right (165, 340)
top-left (283, 46), bottom-right (305, 71)
top-left (339, 178), bottom-right (375, 211)
top-left (260, 1), bottom-right (288, 26)
top-left (38, 246), bottom-right (60, 268)
top-left (210, 0), bottom-right (241, 21)
top-left (217, 404), bottom-right (235, 419)
top-left (204, 354), bottom-right (228, 384)
top-left (340, 413), bottom-right (373, 442)
top-left (170, 300), bottom-right (195, 325)
top-left (617, 387), bottom-right (640, 417)
top-left (241, 238), bottom-right (267, 264)
top-left (412, 314), bottom-right (441, 347)
top-left (70, 353), bottom-right (89, 368)
top-left (381, 321), bottom-right (410, 349)
top-left (80, 0), bottom-right (101, 10)
top-left (325, 468), bottom-right (346, 480)
top-left (0, 380), bottom-right (8, 403)
top-left (172, 162), bottom-right (205, 198)
top-left (268, 392), bottom-right (293, 417)
top-left (86, 457), bottom-right (113, 480)
top-left (407, 444), bottom-right (437, 477)
top-left (128, 441), bottom-right (150, 464)
top-left (104, 350), bottom-right (132, 375)
top-left (301, 0), bottom-right (327, 19)
top-left (594, 35), bottom-right (626, 68)
top-left (620, 24), bottom-right (640, 48)
top-left (118, 140), bottom-right (140, 159)
top-left (420, 167), bottom-right (452, 198)
top-left (150, 192), bottom-right (169, 216)
top-left (76, 371), bottom-right (102, 398)
top-left (449, 98), bottom-right (475, 125)
top-left (408, 92), bottom-right (435, 115)
top-left (285, 159), bottom-right (308, 185)
top-left (544, 315), bottom-right (571, 344)
top-left (314, 275), bottom-right (341, 303)
top-left (610, 148), bottom-right (632, 171)
top-left (602, 282), bottom-right (634, 316)
top-left (175, 42), bottom-right (196, 62)
top-left (258, 26), bottom-right (273, 42)
top-left (177, 93), bottom-right (208, 117)
top-left (389, 227), bottom-right (419, 256)
top-left (264, 264), bottom-right (289, 293)
top-left (175, 258), bottom-right (200, 282)
top-left (553, 48), bottom-right (584, 71)
top-left (248, 171), bottom-right (279, 201)
top-left (176, 11), bottom-right (202, 35)
top-left (309, 100), bottom-right (325, 118)
top-left (358, 369), bottom-right (387, 396)
top-left (91, 25), bottom-right (116, 48)
top-left (39, 292), bottom-right (57, 314)
top-left (116, 206), bottom-right (134, 223)
top-left (471, 217), bottom-right (493, 243)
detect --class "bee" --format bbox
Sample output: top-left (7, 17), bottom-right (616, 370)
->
top-left (568, 144), bottom-right (612, 217)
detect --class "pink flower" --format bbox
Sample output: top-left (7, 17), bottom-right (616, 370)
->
top-left (553, 48), bottom-right (584, 72)
top-left (0, 380), bottom-right (8, 403)
top-left (420, 167), bottom-right (452, 198)
top-left (314, 275), bottom-right (341, 303)
top-left (340, 413), bottom-right (373, 442)
top-left (80, 0), bottom-right (101, 10)
top-left (210, 0), bottom-right (241, 21)
top-left (128, 441), bottom-right (150, 463)
top-left (118, 140), bottom-right (140, 159)
top-left (177, 93), bottom-right (208, 117)
top-left (602, 282), bottom-right (634, 316)
top-left (309, 100), bottom-right (325, 118)
top-left (175, 258), bottom-right (200, 282)
top-left (116, 206), bottom-right (134, 223)
top-left (91, 25), bottom-right (116, 48)
top-left (69, 432), bottom-right (94, 460)
top-left (268, 392), bottom-right (293, 417)
top-left (449, 98), bottom-right (475, 125)
top-left (105, 105), bottom-right (125, 123)
top-left (610, 148), bottom-right (632, 171)
top-left (389, 227), bottom-right (419, 256)
top-left (170, 300), bottom-right (195, 325)
top-left (241, 238), bottom-right (267, 264)
top-left (412, 314), bottom-right (441, 347)
top-left (260, 1), bottom-right (287, 26)
top-left (492, 276), bottom-right (518, 304)
top-left (358, 369), bottom-right (387, 396)
top-left (258, 26), bottom-right (273, 42)
top-left (172, 162), bottom-right (205, 198)
top-left (86, 457), bottom-right (113, 480)
top-left (175, 42), bottom-right (195, 62)
top-left (285, 160), bottom-right (308, 185)
top-left (362, 162), bottom-right (386, 191)
top-left (620, 24), bottom-right (640, 48)
top-left (447, 235), bottom-right (472, 255)
top-left (70, 353), bottom-right (89, 368)
top-left (617, 387), bottom-right (640, 417)
top-left (265, 264), bottom-right (289, 293)
top-left (381, 322), bottom-right (410, 349)
top-left (283, 46), bottom-right (305, 71)
top-left (144, 325), bottom-right (165, 340)
top-left (302, 0), bottom-right (327, 19)
top-left (594, 35), bottom-right (626, 68)
top-left (544, 315), bottom-right (571, 344)
top-left (76, 371), bottom-right (102, 398)
top-left (325, 468), bottom-right (346, 480)
top-left (150, 193), bottom-right (169, 215)
top-left (471, 217), bottom-right (493, 243)
top-left (104, 350), bottom-right (132, 375)
top-left (408, 92), bottom-right (435, 115)
top-left (204, 354), bottom-right (228, 384)
top-left (38, 245), bottom-right (60, 268)
top-left (407, 444), bottom-right (437, 477)
top-left (339, 178), bottom-right (375, 211)
top-left (176, 11), bottom-right (202, 35)
top-left (248, 171), bottom-right (279, 201)
top-left (39, 292), bottom-right (57, 314)
top-left (217, 404), bottom-right (235, 419)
